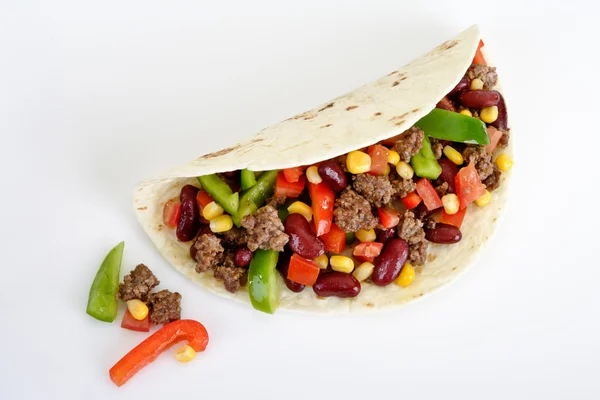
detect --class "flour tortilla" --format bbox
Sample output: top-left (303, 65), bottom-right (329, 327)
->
top-left (133, 25), bottom-right (512, 313)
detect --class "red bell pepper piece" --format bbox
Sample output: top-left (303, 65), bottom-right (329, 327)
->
top-left (377, 207), bottom-right (400, 229)
top-left (367, 145), bottom-right (389, 176)
top-left (275, 171), bottom-right (306, 198)
top-left (440, 208), bottom-right (466, 229)
top-left (121, 309), bottom-right (150, 333)
top-left (308, 182), bottom-right (335, 236)
top-left (287, 254), bottom-right (320, 286)
top-left (283, 167), bottom-right (305, 183)
top-left (353, 242), bottom-right (384, 260)
top-left (380, 133), bottom-right (404, 146)
top-left (162, 200), bottom-right (181, 228)
top-left (109, 319), bottom-right (209, 387)
top-left (196, 190), bottom-right (214, 223)
top-left (472, 40), bottom-right (486, 65)
top-left (401, 191), bottom-right (422, 210)
top-left (416, 178), bottom-right (443, 210)
top-left (484, 126), bottom-right (503, 153)
top-left (455, 163), bottom-right (486, 209)
top-left (320, 223), bottom-right (346, 254)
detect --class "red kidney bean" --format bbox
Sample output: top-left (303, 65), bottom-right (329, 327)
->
top-left (372, 238), bottom-right (409, 286)
top-left (176, 198), bottom-right (200, 242)
top-left (313, 272), bottom-right (361, 298)
top-left (413, 202), bottom-right (440, 220)
top-left (222, 170), bottom-right (239, 180)
top-left (276, 251), bottom-right (305, 293)
top-left (180, 185), bottom-right (199, 202)
top-left (377, 228), bottom-right (396, 244)
top-left (437, 158), bottom-right (458, 194)
top-left (490, 91), bottom-right (508, 130)
top-left (448, 76), bottom-right (469, 95)
top-left (285, 213), bottom-right (325, 259)
top-left (457, 90), bottom-right (499, 108)
top-left (234, 247), bottom-right (253, 268)
top-left (318, 160), bottom-right (348, 192)
top-left (436, 96), bottom-right (456, 112)
top-left (425, 223), bottom-right (462, 244)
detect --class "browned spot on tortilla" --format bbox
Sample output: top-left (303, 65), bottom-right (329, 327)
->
top-left (366, 303), bottom-right (374, 308)
top-left (400, 76), bottom-right (407, 81)
top-left (303, 114), bottom-right (317, 120)
top-left (392, 81), bottom-right (400, 87)
top-left (441, 40), bottom-right (458, 50)
top-left (389, 112), bottom-right (409, 121)
top-left (427, 254), bottom-right (437, 262)
top-left (346, 105), bottom-right (359, 111)
top-left (493, 218), bottom-right (497, 222)
top-left (318, 102), bottom-right (335, 112)
top-left (419, 293), bottom-right (424, 297)
top-left (374, 112), bottom-right (382, 117)
top-left (394, 120), bottom-right (405, 126)
top-left (201, 144), bottom-right (241, 159)
top-left (137, 207), bottom-right (147, 211)
top-left (250, 138), bottom-right (265, 144)
top-left (412, 108), bottom-right (420, 113)
top-left (320, 124), bottom-right (332, 128)
top-left (316, 295), bottom-right (325, 300)
top-left (157, 225), bottom-right (163, 231)
top-left (388, 70), bottom-right (398, 76)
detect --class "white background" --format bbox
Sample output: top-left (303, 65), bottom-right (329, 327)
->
top-left (1, 1), bottom-right (599, 399)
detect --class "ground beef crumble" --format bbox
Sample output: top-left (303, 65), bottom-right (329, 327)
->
top-left (147, 290), bottom-right (181, 325)
top-left (498, 129), bottom-right (510, 148)
top-left (397, 210), bottom-right (426, 245)
top-left (353, 174), bottom-right (394, 207)
top-left (394, 127), bottom-right (424, 162)
top-left (192, 233), bottom-right (224, 273)
top-left (117, 264), bottom-right (160, 302)
top-left (391, 177), bottom-right (416, 198)
top-left (214, 252), bottom-right (248, 293)
top-left (266, 194), bottom-right (287, 208)
top-left (483, 165), bottom-right (502, 191)
top-left (435, 181), bottom-right (449, 197)
top-left (408, 241), bottom-right (428, 266)
top-left (466, 64), bottom-right (498, 89)
top-left (462, 145), bottom-right (494, 181)
top-left (334, 188), bottom-right (378, 232)
top-left (241, 205), bottom-right (288, 252)
top-left (218, 226), bottom-right (247, 248)
top-left (430, 138), bottom-right (443, 160)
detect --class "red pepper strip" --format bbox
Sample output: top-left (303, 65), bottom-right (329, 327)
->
top-left (109, 319), bottom-right (209, 387)
top-left (401, 191), bottom-right (422, 210)
top-left (415, 178), bottom-right (443, 210)
top-left (283, 167), bottom-right (305, 183)
top-left (308, 182), bottom-right (335, 237)
top-left (320, 223), bottom-right (346, 254)
top-left (472, 40), bottom-right (486, 65)
top-left (287, 254), bottom-right (320, 286)
top-left (440, 208), bottom-right (466, 229)
top-left (455, 163), bottom-right (486, 209)
top-left (275, 171), bottom-right (306, 198)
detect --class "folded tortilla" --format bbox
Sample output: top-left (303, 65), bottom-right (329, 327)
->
top-left (133, 25), bottom-right (512, 313)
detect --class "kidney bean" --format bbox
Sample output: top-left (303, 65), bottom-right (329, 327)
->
top-left (180, 184), bottom-right (199, 202)
top-left (413, 202), bottom-right (440, 220)
top-left (234, 247), bottom-right (253, 268)
top-left (222, 170), bottom-right (239, 180)
top-left (425, 223), bottom-right (462, 244)
top-left (276, 251), bottom-right (305, 293)
top-left (437, 158), bottom-right (458, 194)
top-left (285, 213), bottom-right (325, 259)
top-left (436, 96), bottom-right (455, 112)
top-left (490, 91), bottom-right (508, 130)
top-left (318, 160), bottom-right (348, 192)
top-left (372, 238), bottom-right (409, 286)
top-left (313, 272), bottom-right (361, 298)
top-left (176, 198), bottom-right (200, 242)
top-left (377, 228), bottom-right (396, 244)
top-left (448, 76), bottom-right (469, 95)
top-left (457, 90), bottom-right (499, 108)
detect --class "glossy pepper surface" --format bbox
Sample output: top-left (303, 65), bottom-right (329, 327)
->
top-left (86, 241), bottom-right (124, 323)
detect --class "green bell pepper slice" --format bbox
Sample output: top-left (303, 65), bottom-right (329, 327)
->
top-left (411, 135), bottom-right (442, 180)
top-left (86, 241), bottom-right (124, 322)
top-left (248, 249), bottom-right (280, 314)
top-left (346, 232), bottom-right (356, 244)
top-left (197, 174), bottom-right (239, 215)
top-left (414, 108), bottom-right (490, 145)
top-left (240, 169), bottom-right (257, 191)
top-left (232, 170), bottom-right (278, 226)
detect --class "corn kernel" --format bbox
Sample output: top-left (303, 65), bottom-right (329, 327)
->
top-left (387, 150), bottom-right (400, 166)
top-left (355, 228), bottom-right (376, 243)
top-left (459, 109), bottom-right (473, 117)
top-left (346, 151), bottom-right (371, 174)
top-left (315, 254), bottom-right (329, 270)
top-left (382, 164), bottom-right (391, 176)
top-left (353, 262), bottom-right (374, 282)
top-left (443, 145), bottom-right (464, 165)
top-left (396, 161), bottom-right (414, 180)
top-left (496, 153), bottom-right (513, 172)
top-left (175, 345), bottom-right (196, 363)
top-left (202, 201), bottom-right (224, 220)
top-left (395, 263), bottom-right (415, 287)
top-left (480, 106), bottom-right (499, 123)
top-left (306, 166), bottom-right (322, 184)
top-left (210, 215), bottom-right (233, 233)
top-left (287, 201), bottom-right (313, 222)
top-left (475, 190), bottom-right (492, 207)
top-left (470, 78), bottom-right (484, 90)
top-left (330, 256), bottom-right (354, 274)
top-left (126, 299), bottom-right (149, 321)
top-left (441, 194), bottom-right (460, 215)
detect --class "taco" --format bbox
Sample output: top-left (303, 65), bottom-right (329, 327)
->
top-left (133, 25), bottom-right (512, 313)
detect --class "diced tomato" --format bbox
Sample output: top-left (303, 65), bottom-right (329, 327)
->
top-left (472, 39), bottom-right (486, 65)
top-left (308, 182), bottom-right (335, 236)
top-left (287, 254), bottom-right (320, 286)
top-left (484, 126), bottom-right (503, 153)
top-left (416, 178), bottom-right (443, 210)
top-left (275, 171), bottom-right (306, 198)
top-left (121, 309), bottom-right (150, 332)
top-left (455, 163), bottom-right (486, 209)
top-left (162, 200), bottom-right (181, 228)
top-left (401, 191), bottom-right (422, 209)
top-left (380, 133), bottom-right (404, 146)
top-left (367, 145), bottom-right (390, 176)
top-left (353, 242), bottom-right (384, 261)
top-left (283, 167), bottom-right (305, 183)
top-left (440, 208), bottom-right (466, 229)
top-left (320, 223), bottom-right (346, 254)
top-left (195, 190), bottom-right (214, 223)
top-left (377, 208), bottom-right (400, 229)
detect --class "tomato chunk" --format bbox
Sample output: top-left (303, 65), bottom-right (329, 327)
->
top-left (283, 167), bottom-right (305, 183)
top-left (484, 126), bottom-right (503, 153)
top-left (367, 145), bottom-right (390, 176)
top-left (353, 242), bottom-right (384, 260)
top-left (416, 178), bottom-right (443, 210)
top-left (121, 309), bottom-right (150, 333)
top-left (320, 223), bottom-right (346, 254)
top-left (440, 208), bottom-right (466, 229)
top-left (455, 163), bottom-right (486, 209)
top-left (472, 39), bottom-right (486, 65)
top-left (162, 200), bottom-right (181, 228)
top-left (308, 182), bottom-right (335, 236)
top-left (401, 191), bottom-right (422, 209)
top-left (275, 171), bottom-right (306, 198)
top-left (377, 208), bottom-right (400, 229)
top-left (287, 254), bottom-right (320, 286)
